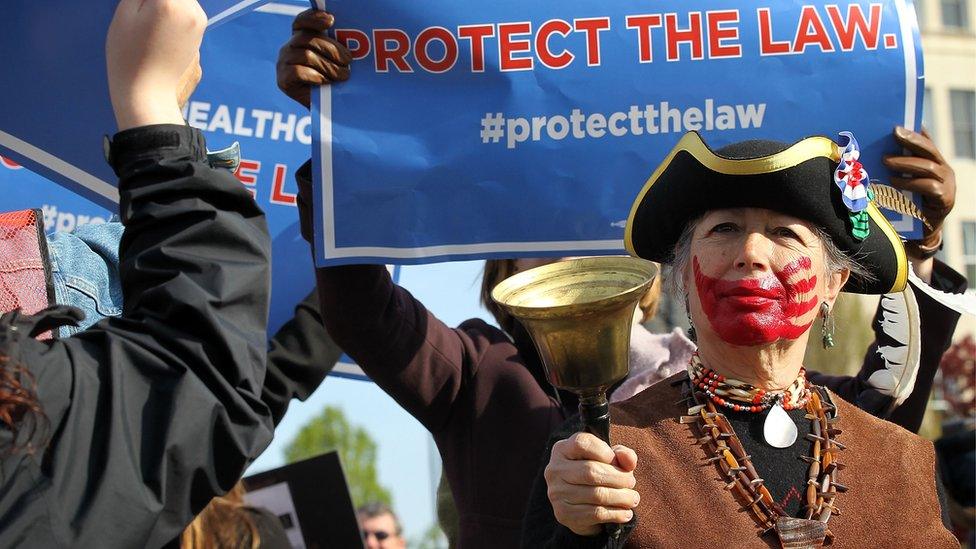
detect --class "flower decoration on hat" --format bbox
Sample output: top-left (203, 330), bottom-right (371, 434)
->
top-left (833, 131), bottom-right (874, 241)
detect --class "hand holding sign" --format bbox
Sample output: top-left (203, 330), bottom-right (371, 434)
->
top-left (277, 8), bottom-right (352, 109)
top-left (106, 0), bottom-right (208, 131)
top-left (306, 0), bottom-right (925, 266)
top-left (884, 127), bottom-right (956, 254)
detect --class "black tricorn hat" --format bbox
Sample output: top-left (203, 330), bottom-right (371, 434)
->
top-left (624, 131), bottom-right (907, 295)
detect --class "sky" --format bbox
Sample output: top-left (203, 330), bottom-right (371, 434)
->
top-left (247, 260), bottom-right (491, 543)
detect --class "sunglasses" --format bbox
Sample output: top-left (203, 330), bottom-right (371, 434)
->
top-left (362, 529), bottom-right (392, 541)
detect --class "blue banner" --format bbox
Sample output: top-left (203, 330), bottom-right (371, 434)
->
top-left (311, 0), bottom-right (924, 267)
top-left (0, 159), bottom-right (112, 231)
top-left (189, 2), bottom-right (319, 335)
top-left (0, 0), bottom-right (274, 208)
top-left (0, 2), bottom-right (320, 337)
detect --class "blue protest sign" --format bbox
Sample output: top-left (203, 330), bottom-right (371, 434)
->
top-left (190, 2), bottom-right (319, 335)
top-left (0, 158), bottom-right (112, 231)
top-left (311, 0), bottom-right (924, 267)
top-left (0, 0), bottom-right (274, 208)
top-left (0, 2), bottom-right (319, 337)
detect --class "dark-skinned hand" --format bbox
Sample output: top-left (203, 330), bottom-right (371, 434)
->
top-left (883, 126), bottom-right (956, 257)
top-left (276, 8), bottom-right (351, 109)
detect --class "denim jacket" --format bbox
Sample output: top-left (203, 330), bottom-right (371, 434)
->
top-left (43, 145), bottom-right (239, 337)
top-left (46, 221), bottom-right (124, 336)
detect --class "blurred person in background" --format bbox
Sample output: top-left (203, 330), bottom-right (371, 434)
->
top-left (357, 502), bottom-right (407, 549)
top-left (935, 335), bottom-right (976, 547)
top-left (180, 483), bottom-right (289, 549)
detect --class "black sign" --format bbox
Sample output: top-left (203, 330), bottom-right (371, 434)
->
top-left (244, 452), bottom-right (363, 549)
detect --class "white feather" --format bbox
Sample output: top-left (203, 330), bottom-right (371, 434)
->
top-left (907, 266), bottom-right (976, 316)
top-left (866, 370), bottom-right (896, 391)
top-left (868, 288), bottom-right (921, 407)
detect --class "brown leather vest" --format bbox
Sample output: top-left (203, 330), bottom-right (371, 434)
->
top-left (609, 373), bottom-right (957, 548)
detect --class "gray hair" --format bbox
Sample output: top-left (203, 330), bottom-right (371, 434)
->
top-left (356, 502), bottom-right (403, 535)
top-left (666, 216), bottom-right (873, 297)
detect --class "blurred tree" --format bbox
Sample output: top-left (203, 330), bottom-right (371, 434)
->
top-left (803, 293), bottom-right (875, 377)
top-left (284, 405), bottom-right (392, 507)
top-left (413, 523), bottom-right (448, 549)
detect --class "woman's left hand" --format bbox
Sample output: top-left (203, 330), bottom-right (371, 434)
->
top-left (883, 127), bottom-right (956, 279)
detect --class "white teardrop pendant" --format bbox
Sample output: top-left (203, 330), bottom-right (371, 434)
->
top-left (763, 403), bottom-right (798, 448)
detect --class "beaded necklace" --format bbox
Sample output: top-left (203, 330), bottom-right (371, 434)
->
top-left (689, 352), bottom-right (811, 413)
top-left (677, 373), bottom-right (846, 548)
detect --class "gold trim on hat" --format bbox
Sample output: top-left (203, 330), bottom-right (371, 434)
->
top-left (865, 202), bottom-right (908, 292)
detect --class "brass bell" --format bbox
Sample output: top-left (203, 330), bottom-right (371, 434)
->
top-left (492, 256), bottom-right (658, 443)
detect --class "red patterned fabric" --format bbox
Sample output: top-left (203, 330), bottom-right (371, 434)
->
top-left (0, 209), bottom-right (53, 338)
top-left (939, 335), bottom-right (976, 418)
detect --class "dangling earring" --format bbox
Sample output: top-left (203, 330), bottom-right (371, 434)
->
top-left (820, 302), bottom-right (835, 349)
top-left (684, 294), bottom-right (697, 342)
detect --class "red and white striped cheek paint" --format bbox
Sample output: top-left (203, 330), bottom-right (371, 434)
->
top-left (693, 256), bottom-right (819, 346)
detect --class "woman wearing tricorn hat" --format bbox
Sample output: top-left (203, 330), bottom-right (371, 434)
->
top-left (275, 8), bottom-right (969, 547)
top-left (523, 131), bottom-right (960, 548)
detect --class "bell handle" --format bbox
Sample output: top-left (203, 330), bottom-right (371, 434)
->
top-left (579, 393), bottom-right (611, 445)
top-left (578, 393), bottom-right (628, 541)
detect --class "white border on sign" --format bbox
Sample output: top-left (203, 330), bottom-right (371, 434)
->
top-left (209, 0), bottom-right (276, 26)
top-left (331, 361), bottom-right (369, 380)
top-left (256, 2), bottom-right (305, 16)
top-left (895, 0), bottom-right (919, 131)
top-left (314, 3), bottom-right (926, 261)
top-left (890, 0), bottom-right (923, 234)
top-left (0, 129), bottom-right (119, 204)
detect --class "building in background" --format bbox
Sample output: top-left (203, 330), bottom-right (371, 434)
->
top-left (812, 1), bottom-right (976, 437)
top-left (917, 0), bottom-right (976, 345)
top-left (907, 0), bottom-right (975, 439)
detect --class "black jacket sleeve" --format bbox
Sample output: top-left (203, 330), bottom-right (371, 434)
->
top-left (1, 125), bottom-right (274, 548)
top-left (262, 288), bottom-right (344, 425)
top-left (807, 260), bottom-right (967, 432)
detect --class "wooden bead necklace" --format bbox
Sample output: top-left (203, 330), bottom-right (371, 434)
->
top-left (677, 374), bottom-right (846, 548)
top-left (689, 352), bottom-right (812, 413)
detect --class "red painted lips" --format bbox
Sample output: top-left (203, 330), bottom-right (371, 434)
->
top-left (693, 256), bottom-right (818, 346)
top-left (714, 279), bottom-right (785, 307)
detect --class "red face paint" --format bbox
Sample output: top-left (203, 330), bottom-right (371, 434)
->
top-left (694, 256), bottom-right (819, 346)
